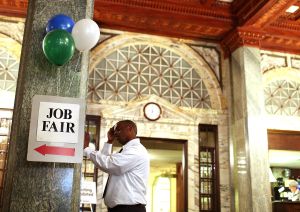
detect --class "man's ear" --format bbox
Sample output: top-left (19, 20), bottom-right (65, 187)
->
top-left (128, 125), bottom-right (134, 133)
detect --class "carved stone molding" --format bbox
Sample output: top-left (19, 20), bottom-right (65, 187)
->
top-left (291, 58), bottom-right (300, 69)
top-left (261, 54), bottom-right (287, 73)
top-left (0, 19), bottom-right (24, 44)
top-left (260, 51), bottom-right (300, 73)
top-left (221, 28), bottom-right (265, 56)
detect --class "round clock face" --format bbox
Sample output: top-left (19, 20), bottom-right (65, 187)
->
top-left (143, 103), bottom-right (161, 121)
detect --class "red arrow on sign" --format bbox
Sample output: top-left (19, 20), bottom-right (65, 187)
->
top-left (34, 144), bottom-right (75, 156)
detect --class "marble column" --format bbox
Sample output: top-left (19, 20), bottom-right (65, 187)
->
top-left (2, 0), bottom-right (93, 211)
top-left (230, 46), bottom-right (271, 212)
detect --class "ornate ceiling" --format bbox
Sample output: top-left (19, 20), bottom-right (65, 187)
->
top-left (1, 0), bottom-right (300, 55)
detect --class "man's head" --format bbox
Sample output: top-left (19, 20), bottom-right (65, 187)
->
top-left (114, 120), bottom-right (137, 145)
top-left (289, 180), bottom-right (299, 193)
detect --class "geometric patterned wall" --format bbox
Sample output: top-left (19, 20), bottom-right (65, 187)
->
top-left (264, 80), bottom-right (300, 116)
top-left (262, 52), bottom-right (300, 117)
top-left (88, 44), bottom-right (212, 109)
top-left (0, 47), bottom-right (19, 92)
top-left (0, 18), bottom-right (24, 96)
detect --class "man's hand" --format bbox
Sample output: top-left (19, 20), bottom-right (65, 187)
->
top-left (83, 146), bottom-right (94, 159)
top-left (107, 126), bottom-right (115, 144)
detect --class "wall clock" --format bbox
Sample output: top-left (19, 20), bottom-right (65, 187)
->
top-left (143, 102), bottom-right (162, 121)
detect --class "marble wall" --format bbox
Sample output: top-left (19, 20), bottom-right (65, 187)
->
top-left (0, 19), bottom-right (232, 211)
top-left (0, 19), bottom-right (231, 211)
top-left (88, 31), bottom-right (231, 212)
top-left (261, 51), bottom-right (300, 131)
top-left (87, 96), bottom-right (230, 212)
top-left (1, 0), bottom-right (92, 211)
top-left (230, 47), bottom-right (271, 212)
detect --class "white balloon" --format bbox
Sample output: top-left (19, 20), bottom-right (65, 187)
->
top-left (71, 19), bottom-right (100, 51)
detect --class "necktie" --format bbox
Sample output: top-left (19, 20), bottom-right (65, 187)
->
top-left (103, 148), bottom-right (123, 198)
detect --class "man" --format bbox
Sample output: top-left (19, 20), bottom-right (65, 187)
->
top-left (84, 120), bottom-right (150, 212)
top-left (288, 180), bottom-right (300, 201)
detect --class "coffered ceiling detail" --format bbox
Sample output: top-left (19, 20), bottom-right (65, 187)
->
top-left (2, 0), bottom-right (300, 54)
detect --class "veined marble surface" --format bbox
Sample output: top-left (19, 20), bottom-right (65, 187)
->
top-left (87, 94), bottom-right (230, 212)
top-left (230, 47), bottom-right (271, 212)
top-left (88, 31), bottom-right (230, 212)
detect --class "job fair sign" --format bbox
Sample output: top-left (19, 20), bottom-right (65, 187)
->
top-left (27, 95), bottom-right (85, 163)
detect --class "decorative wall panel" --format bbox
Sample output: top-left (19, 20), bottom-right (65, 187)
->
top-left (0, 19), bottom-right (23, 107)
top-left (88, 43), bottom-right (212, 109)
top-left (0, 18), bottom-right (24, 44)
top-left (261, 52), bottom-right (300, 73)
top-left (291, 58), bottom-right (300, 69)
top-left (189, 45), bottom-right (221, 82)
top-left (265, 79), bottom-right (300, 116)
top-left (88, 32), bottom-right (229, 212)
top-left (0, 47), bottom-right (19, 92)
top-left (262, 51), bottom-right (300, 117)
top-left (261, 53), bottom-right (287, 73)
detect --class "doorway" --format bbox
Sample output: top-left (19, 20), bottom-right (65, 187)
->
top-left (140, 137), bottom-right (187, 212)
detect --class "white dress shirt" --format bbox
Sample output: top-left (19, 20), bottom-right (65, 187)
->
top-left (288, 189), bottom-right (300, 201)
top-left (84, 138), bottom-right (150, 208)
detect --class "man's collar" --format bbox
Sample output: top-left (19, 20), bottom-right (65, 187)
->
top-left (123, 138), bottom-right (140, 149)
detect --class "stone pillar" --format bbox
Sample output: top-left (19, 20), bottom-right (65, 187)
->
top-left (230, 46), bottom-right (271, 212)
top-left (2, 0), bottom-right (93, 211)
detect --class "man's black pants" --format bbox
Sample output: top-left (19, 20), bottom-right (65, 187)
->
top-left (108, 204), bottom-right (146, 212)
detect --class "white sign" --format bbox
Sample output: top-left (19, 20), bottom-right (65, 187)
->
top-left (81, 181), bottom-right (97, 204)
top-left (37, 102), bottom-right (80, 143)
top-left (27, 95), bottom-right (85, 163)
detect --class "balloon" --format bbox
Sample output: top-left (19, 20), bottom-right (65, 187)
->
top-left (72, 19), bottom-right (100, 51)
top-left (46, 14), bottom-right (75, 33)
top-left (43, 29), bottom-right (75, 66)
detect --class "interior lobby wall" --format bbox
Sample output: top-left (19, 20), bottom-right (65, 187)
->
top-left (87, 30), bottom-right (230, 211)
top-left (261, 51), bottom-right (300, 131)
top-left (4, 17), bottom-right (300, 211)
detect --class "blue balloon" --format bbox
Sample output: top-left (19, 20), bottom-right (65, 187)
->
top-left (46, 14), bottom-right (75, 33)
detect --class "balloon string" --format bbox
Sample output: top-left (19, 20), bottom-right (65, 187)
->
top-left (75, 51), bottom-right (82, 72)
top-left (57, 67), bottom-right (61, 95)
top-left (68, 52), bottom-right (82, 93)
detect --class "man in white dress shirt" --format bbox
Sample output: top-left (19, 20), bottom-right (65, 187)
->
top-left (84, 120), bottom-right (150, 212)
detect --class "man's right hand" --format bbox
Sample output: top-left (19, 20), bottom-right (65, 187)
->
top-left (83, 146), bottom-right (94, 159)
top-left (107, 126), bottom-right (115, 144)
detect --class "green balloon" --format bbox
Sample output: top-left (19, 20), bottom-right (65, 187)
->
top-left (43, 29), bottom-right (75, 66)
